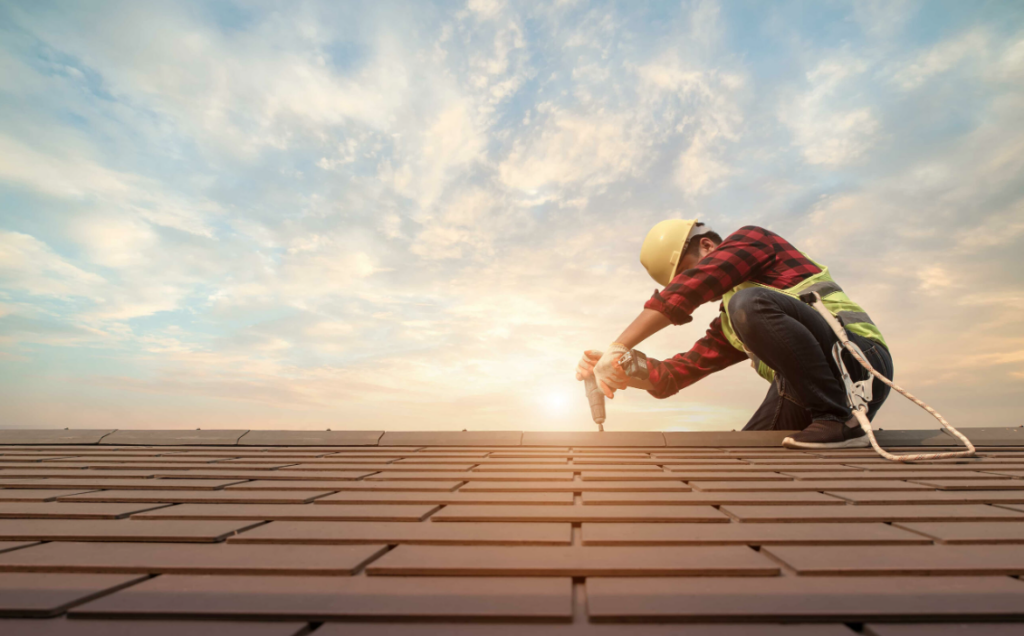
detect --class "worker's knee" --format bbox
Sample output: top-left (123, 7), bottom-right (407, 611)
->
top-left (728, 287), bottom-right (774, 337)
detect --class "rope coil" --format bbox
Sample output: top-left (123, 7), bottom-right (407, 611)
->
top-left (804, 292), bottom-right (976, 462)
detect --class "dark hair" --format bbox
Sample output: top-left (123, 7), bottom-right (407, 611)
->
top-left (682, 224), bottom-right (723, 258)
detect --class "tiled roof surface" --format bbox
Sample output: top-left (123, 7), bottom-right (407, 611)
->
top-left (1, 427), bottom-right (1023, 634)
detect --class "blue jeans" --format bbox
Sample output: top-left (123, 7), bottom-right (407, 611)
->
top-left (728, 287), bottom-right (894, 432)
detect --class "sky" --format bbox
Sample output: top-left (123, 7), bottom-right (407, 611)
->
top-left (1, 0), bottom-right (1023, 433)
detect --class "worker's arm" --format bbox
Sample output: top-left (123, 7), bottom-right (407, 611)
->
top-left (644, 226), bottom-right (778, 326)
top-left (589, 309), bottom-right (670, 399)
top-left (645, 314), bottom-right (748, 399)
top-left (594, 227), bottom-right (777, 397)
top-left (613, 308), bottom-right (673, 349)
top-left (626, 375), bottom-right (654, 391)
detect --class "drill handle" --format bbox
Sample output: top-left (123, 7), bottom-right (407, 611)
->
top-left (584, 374), bottom-right (606, 427)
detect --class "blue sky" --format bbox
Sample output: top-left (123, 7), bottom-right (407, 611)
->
top-left (1, 0), bottom-right (1023, 432)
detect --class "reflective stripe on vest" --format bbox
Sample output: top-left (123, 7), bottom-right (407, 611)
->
top-left (803, 280), bottom-right (843, 298)
top-left (719, 259), bottom-right (886, 383)
top-left (838, 310), bottom-right (874, 327)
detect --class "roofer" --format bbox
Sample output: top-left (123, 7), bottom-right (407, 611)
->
top-left (576, 221), bottom-right (894, 450)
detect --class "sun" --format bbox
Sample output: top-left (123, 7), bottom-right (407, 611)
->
top-left (538, 390), bottom-right (570, 417)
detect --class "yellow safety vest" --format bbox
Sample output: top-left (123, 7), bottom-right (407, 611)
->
top-left (720, 259), bottom-right (886, 383)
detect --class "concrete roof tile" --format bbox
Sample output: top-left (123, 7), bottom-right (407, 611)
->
top-left (4, 430), bottom-right (1024, 629)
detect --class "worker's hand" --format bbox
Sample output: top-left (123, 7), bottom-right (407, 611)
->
top-left (594, 348), bottom-right (629, 399)
top-left (575, 350), bottom-right (602, 381)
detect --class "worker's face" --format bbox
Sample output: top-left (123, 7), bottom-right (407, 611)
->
top-left (673, 237), bottom-right (716, 278)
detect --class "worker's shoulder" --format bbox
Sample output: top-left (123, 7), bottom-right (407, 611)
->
top-left (723, 224), bottom-right (780, 242)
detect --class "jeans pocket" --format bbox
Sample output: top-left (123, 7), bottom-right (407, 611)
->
top-left (864, 345), bottom-right (892, 416)
top-left (864, 345), bottom-right (890, 379)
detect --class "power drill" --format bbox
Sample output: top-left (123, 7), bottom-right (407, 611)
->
top-left (584, 349), bottom-right (650, 431)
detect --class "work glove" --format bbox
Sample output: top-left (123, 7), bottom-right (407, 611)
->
top-left (575, 350), bottom-right (602, 381)
top-left (593, 343), bottom-right (630, 399)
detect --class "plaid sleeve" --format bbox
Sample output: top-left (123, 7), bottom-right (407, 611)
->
top-left (644, 225), bottom-right (777, 325)
top-left (645, 314), bottom-right (748, 399)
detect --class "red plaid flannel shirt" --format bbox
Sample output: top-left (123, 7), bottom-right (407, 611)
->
top-left (643, 225), bottom-right (822, 398)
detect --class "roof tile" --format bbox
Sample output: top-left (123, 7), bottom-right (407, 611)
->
top-left (313, 622), bottom-right (853, 635)
top-left (581, 491), bottom-right (844, 506)
top-left (0, 541), bottom-right (388, 576)
top-left (0, 519), bottom-right (262, 543)
top-left (0, 430), bottom-right (116, 445)
top-left (367, 471), bottom-right (573, 481)
top-left (908, 479), bottom-right (1024, 490)
top-left (582, 522), bottom-right (932, 546)
top-left (99, 431), bottom-right (248, 446)
top-left (0, 572), bottom-right (146, 617)
top-left (431, 504), bottom-right (728, 523)
top-left (663, 431), bottom-right (796, 447)
top-left (366, 545), bottom-right (778, 576)
top-left (315, 491), bottom-right (573, 505)
top-left (0, 489), bottom-right (98, 502)
top-left (0, 478), bottom-right (244, 490)
top-left (70, 574), bottom-right (572, 619)
top-left (893, 521), bottom-right (1024, 544)
top-left (131, 503), bottom-right (439, 521)
top-left (0, 618), bottom-right (309, 636)
top-left (55, 490), bottom-right (334, 505)
top-left (763, 544), bottom-right (1024, 576)
top-left (720, 504), bottom-right (1024, 523)
top-left (0, 503), bottom-right (171, 519)
top-left (229, 521), bottom-right (572, 545)
top-left (228, 479), bottom-right (463, 491)
top-left (237, 431), bottom-right (383, 446)
top-left (587, 575), bottom-right (1024, 620)
top-left (784, 471), bottom-right (1009, 481)
top-left (378, 432), bottom-right (523, 446)
top-left (827, 491), bottom-right (1024, 505)
top-left (864, 624), bottom-right (1024, 636)
top-left (692, 480), bottom-right (930, 492)
top-left (521, 432), bottom-right (665, 447)
top-left (460, 480), bottom-right (690, 492)
top-left (584, 471), bottom-right (790, 481)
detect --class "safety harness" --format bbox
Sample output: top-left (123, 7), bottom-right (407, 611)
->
top-left (802, 291), bottom-right (976, 462)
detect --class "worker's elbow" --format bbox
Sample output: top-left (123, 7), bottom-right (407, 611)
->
top-left (646, 384), bottom-right (678, 400)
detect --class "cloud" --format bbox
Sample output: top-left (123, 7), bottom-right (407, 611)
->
top-left (0, 230), bottom-right (106, 298)
top-left (0, 134), bottom-right (135, 200)
top-left (779, 58), bottom-right (879, 166)
top-left (890, 29), bottom-right (988, 90)
top-left (850, 0), bottom-right (919, 39)
top-left (499, 107), bottom-right (646, 191)
top-left (675, 134), bottom-right (732, 196)
top-left (499, 52), bottom-right (745, 197)
top-left (0, 134), bottom-right (218, 238)
top-left (1, 0), bottom-right (1022, 432)
top-left (392, 99), bottom-right (488, 210)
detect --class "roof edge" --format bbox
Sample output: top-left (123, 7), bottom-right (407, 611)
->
top-left (0, 427), bottom-right (1020, 448)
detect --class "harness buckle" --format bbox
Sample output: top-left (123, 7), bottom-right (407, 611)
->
top-left (831, 341), bottom-right (872, 420)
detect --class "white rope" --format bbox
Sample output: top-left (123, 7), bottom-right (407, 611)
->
top-left (805, 292), bottom-right (976, 462)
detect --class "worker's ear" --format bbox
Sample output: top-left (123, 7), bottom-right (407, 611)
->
top-left (699, 237), bottom-right (716, 258)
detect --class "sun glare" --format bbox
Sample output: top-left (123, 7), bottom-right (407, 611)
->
top-left (539, 390), bottom-right (571, 417)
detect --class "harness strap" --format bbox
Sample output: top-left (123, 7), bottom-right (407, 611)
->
top-left (801, 291), bottom-right (976, 462)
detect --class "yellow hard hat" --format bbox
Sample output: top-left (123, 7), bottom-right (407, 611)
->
top-left (639, 219), bottom-right (713, 286)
